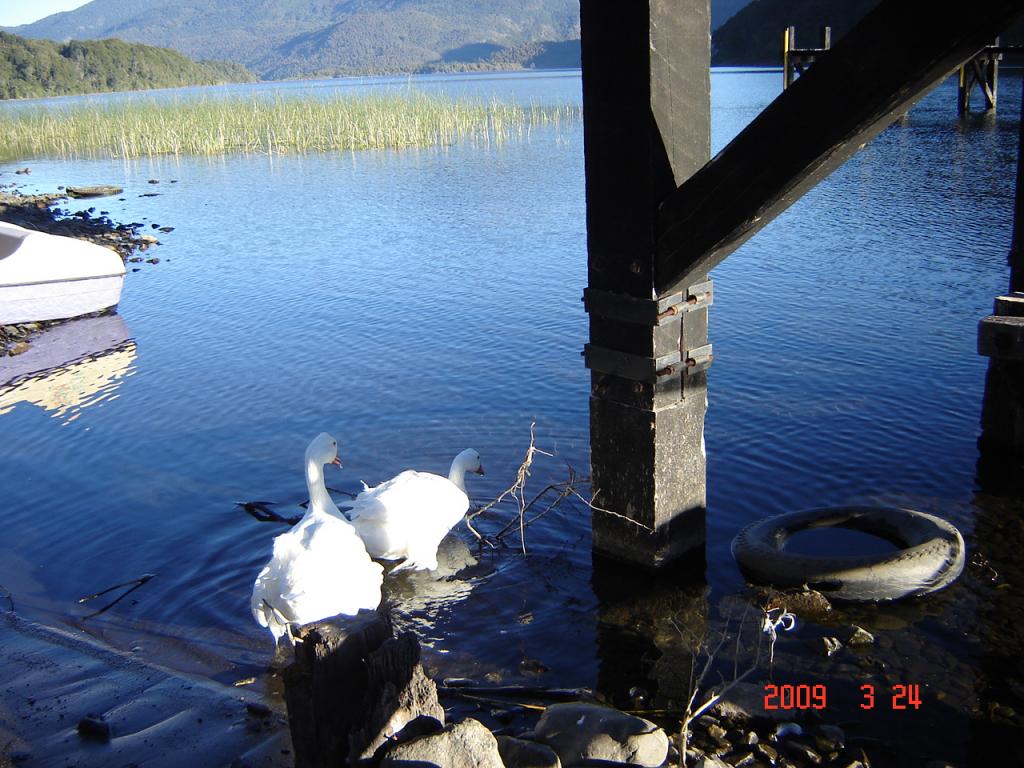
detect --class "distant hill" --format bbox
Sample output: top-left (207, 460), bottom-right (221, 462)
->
top-left (0, 31), bottom-right (256, 100)
top-left (712, 0), bottom-right (1024, 65)
top-left (3, 0), bottom-right (581, 80)
top-left (4, 0), bottom-right (753, 80)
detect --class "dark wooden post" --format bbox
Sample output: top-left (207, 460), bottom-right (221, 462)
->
top-left (1012, 74), bottom-right (1024, 293)
top-left (783, 26), bottom-right (796, 89)
top-left (978, 75), bottom-right (1024, 465)
top-left (580, 0), bottom-right (711, 567)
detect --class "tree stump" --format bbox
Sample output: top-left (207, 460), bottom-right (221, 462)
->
top-left (283, 609), bottom-right (444, 767)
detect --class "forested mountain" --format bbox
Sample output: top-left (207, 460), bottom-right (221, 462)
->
top-left (0, 32), bottom-right (255, 99)
top-left (4, 0), bottom-right (754, 80)
top-left (4, 0), bottom-right (581, 79)
top-left (712, 0), bottom-right (1024, 65)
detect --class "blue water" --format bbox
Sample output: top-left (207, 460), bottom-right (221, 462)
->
top-left (2, 69), bottom-right (1022, 764)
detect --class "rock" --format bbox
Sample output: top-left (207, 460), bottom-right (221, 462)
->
top-left (146, 257), bottom-right (160, 264)
top-left (813, 724), bottom-right (844, 752)
top-left (695, 757), bottom-right (731, 768)
top-left (66, 185), bottom-right (122, 198)
top-left (519, 658), bottom-right (550, 676)
top-left (822, 637), bottom-right (843, 657)
top-left (148, 179), bottom-right (160, 184)
top-left (755, 742), bottom-right (778, 763)
top-left (8, 341), bottom-right (29, 356)
top-left (15, 168), bottom-right (30, 175)
top-left (381, 718), bottom-right (502, 768)
top-left (847, 626), bottom-right (874, 646)
top-left (245, 701), bottom-right (272, 718)
top-left (76, 714), bottom-right (111, 742)
top-left (496, 735), bottom-right (562, 768)
top-left (764, 588), bottom-right (832, 619)
top-left (350, 633), bottom-right (447, 762)
top-left (530, 703), bottom-right (668, 767)
top-left (713, 682), bottom-right (791, 722)
top-left (783, 740), bottom-right (822, 764)
top-left (722, 751), bottom-right (756, 767)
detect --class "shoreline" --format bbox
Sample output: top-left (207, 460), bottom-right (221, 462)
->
top-left (0, 187), bottom-right (156, 357)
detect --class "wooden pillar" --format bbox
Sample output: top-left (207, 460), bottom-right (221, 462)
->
top-left (978, 77), bottom-right (1024, 463)
top-left (581, 0), bottom-right (711, 567)
top-left (1012, 74), bottom-right (1024, 293)
top-left (783, 26), bottom-right (795, 89)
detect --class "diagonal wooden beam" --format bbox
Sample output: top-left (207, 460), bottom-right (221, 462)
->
top-left (656, 0), bottom-right (1024, 297)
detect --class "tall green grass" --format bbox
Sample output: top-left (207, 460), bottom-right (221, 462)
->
top-left (0, 93), bottom-right (579, 161)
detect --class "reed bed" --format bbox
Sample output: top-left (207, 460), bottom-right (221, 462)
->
top-left (0, 93), bottom-right (580, 161)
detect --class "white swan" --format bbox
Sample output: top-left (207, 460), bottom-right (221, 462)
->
top-left (251, 432), bottom-right (383, 645)
top-left (349, 449), bottom-right (484, 572)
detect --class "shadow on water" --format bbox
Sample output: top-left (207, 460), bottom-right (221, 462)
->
top-left (592, 553), bottom-right (708, 710)
top-left (971, 409), bottom-right (1024, 765)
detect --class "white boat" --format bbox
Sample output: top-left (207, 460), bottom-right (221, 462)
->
top-left (0, 220), bottom-right (126, 325)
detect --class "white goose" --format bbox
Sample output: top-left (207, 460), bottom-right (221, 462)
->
top-left (349, 449), bottom-right (484, 572)
top-left (251, 432), bottom-right (383, 645)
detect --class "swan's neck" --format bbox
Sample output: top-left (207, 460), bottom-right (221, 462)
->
top-left (448, 461), bottom-right (467, 493)
top-left (306, 460), bottom-right (335, 515)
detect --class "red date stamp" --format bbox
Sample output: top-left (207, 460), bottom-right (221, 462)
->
top-left (764, 683), bottom-right (922, 711)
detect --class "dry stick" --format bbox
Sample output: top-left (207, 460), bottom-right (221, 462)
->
top-left (465, 422), bottom-right (551, 552)
top-left (569, 487), bottom-right (655, 533)
top-left (673, 602), bottom-right (767, 767)
top-left (492, 472), bottom-right (579, 542)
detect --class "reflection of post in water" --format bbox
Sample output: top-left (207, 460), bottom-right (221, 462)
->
top-left (0, 313), bottom-right (135, 421)
top-left (973, 75), bottom-right (1024, 765)
top-left (977, 76), bottom-right (1024, 491)
top-left (591, 553), bottom-right (707, 709)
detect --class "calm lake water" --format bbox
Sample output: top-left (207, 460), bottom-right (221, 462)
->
top-left (2, 69), bottom-right (1023, 765)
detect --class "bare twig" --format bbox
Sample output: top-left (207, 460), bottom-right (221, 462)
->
top-left (78, 574), bottom-right (155, 619)
top-left (237, 501), bottom-right (302, 526)
top-left (465, 422), bottom-right (552, 552)
top-left (570, 487), bottom-right (655, 533)
top-left (673, 600), bottom-right (771, 766)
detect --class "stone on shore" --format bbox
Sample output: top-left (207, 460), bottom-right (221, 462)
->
top-left (66, 185), bottom-right (123, 198)
top-left (528, 702), bottom-right (668, 767)
top-left (380, 718), bottom-right (503, 768)
top-left (496, 735), bottom-right (561, 768)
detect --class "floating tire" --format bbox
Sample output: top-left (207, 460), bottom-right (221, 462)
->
top-left (731, 506), bottom-right (965, 602)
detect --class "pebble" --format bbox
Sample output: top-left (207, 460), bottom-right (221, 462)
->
top-left (821, 637), bottom-right (842, 657)
top-left (76, 714), bottom-right (111, 742)
top-left (783, 741), bottom-right (821, 764)
top-left (708, 724), bottom-right (728, 741)
top-left (245, 701), bottom-right (272, 718)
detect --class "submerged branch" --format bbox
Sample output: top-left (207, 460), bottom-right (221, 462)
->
top-left (78, 574), bottom-right (155, 619)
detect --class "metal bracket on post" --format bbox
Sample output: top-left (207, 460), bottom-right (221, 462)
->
top-left (684, 343), bottom-right (714, 375)
top-left (583, 280), bottom-right (713, 326)
top-left (583, 345), bottom-right (682, 384)
top-left (582, 280), bottom-right (715, 383)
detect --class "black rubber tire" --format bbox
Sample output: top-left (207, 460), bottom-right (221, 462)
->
top-left (731, 506), bottom-right (965, 602)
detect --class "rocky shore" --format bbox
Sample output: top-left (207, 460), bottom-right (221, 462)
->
top-left (279, 610), bottom-right (903, 768)
top-left (0, 188), bottom-right (159, 357)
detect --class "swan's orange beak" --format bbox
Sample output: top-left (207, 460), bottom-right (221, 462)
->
top-left (331, 456), bottom-right (343, 468)
top-left (474, 464), bottom-right (485, 476)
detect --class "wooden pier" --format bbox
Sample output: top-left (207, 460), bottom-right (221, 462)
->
top-left (783, 26), bottom-right (1021, 113)
top-left (782, 26), bottom-right (831, 89)
top-left (584, 0), bottom-right (1024, 568)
